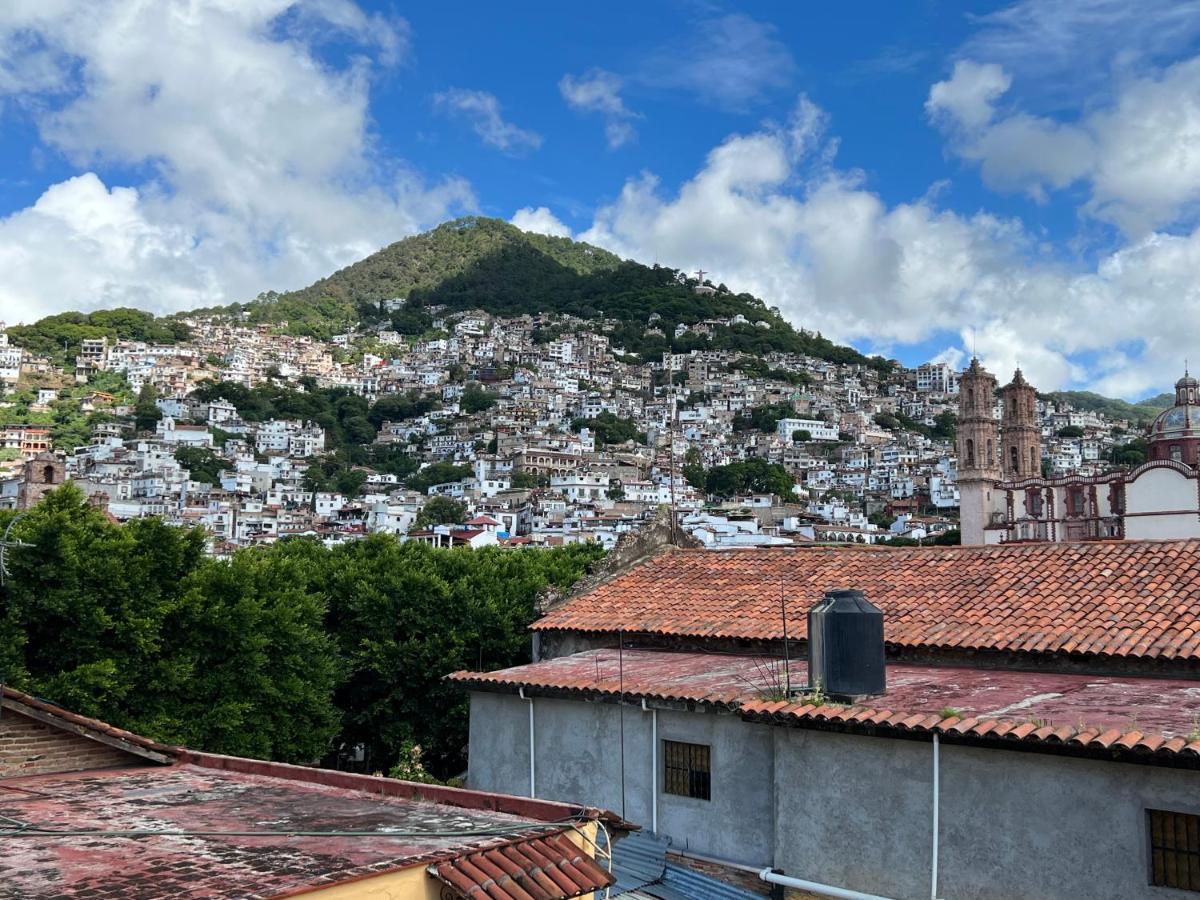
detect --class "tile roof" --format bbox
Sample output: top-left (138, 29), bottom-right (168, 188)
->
top-left (450, 649), bottom-right (1200, 764)
top-left (431, 830), bottom-right (613, 899)
top-left (0, 762), bottom-right (617, 899)
top-left (534, 542), bottom-right (1200, 660)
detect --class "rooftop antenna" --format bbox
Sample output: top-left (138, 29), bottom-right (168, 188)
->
top-left (780, 574), bottom-right (792, 696)
top-left (0, 513), bottom-right (32, 587)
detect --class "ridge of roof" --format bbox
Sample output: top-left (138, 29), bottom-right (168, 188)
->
top-left (534, 539), bottom-right (1200, 660)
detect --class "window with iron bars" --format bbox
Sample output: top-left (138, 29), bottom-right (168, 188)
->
top-left (663, 740), bottom-right (710, 801)
top-left (1149, 808), bottom-right (1200, 891)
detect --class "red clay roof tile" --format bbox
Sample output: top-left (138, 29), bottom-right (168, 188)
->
top-left (535, 542), bottom-right (1200, 659)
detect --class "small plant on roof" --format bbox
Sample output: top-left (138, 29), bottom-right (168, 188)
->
top-left (1187, 716), bottom-right (1199, 743)
top-left (736, 656), bottom-right (794, 702)
top-left (799, 677), bottom-right (828, 708)
top-left (938, 706), bottom-right (963, 720)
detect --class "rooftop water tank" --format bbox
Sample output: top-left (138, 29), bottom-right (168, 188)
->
top-left (807, 588), bottom-right (885, 701)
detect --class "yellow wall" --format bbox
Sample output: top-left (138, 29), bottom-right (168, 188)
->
top-left (294, 822), bottom-right (606, 900)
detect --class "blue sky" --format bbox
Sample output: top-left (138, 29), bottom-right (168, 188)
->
top-left (3, 1), bottom-right (1200, 398)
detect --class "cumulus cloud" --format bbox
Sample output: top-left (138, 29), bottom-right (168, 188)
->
top-left (510, 207), bottom-right (571, 238)
top-left (559, 69), bottom-right (639, 149)
top-left (579, 94), bottom-right (1200, 397)
top-left (0, 0), bottom-right (473, 323)
top-left (434, 88), bottom-right (542, 154)
top-left (928, 56), bottom-right (1200, 233)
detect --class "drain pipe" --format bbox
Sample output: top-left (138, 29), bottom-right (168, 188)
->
top-left (759, 869), bottom-right (894, 900)
top-left (641, 698), bottom-right (657, 833)
top-left (931, 733), bottom-right (940, 900)
top-left (519, 688), bottom-right (535, 798)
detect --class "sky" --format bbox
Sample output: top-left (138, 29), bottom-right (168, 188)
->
top-left (3, 1), bottom-right (1200, 399)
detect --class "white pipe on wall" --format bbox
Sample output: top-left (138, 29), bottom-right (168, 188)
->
top-left (759, 868), bottom-right (895, 900)
top-left (931, 733), bottom-right (940, 900)
top-left (642, 698), bottom-right (658, 833)
top-left (520, 687), bottom-right (535, 798)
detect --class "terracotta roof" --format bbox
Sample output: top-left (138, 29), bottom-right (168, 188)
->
top-left (533, 542), bottom-right (1200, 660)
top-left (451, 649), bottom-right (1200, 764)
top-left (431, 830), bottom-right (613, 899)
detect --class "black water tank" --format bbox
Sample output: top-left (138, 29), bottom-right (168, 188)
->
top-left (807, 588), bottom-right (885, 701)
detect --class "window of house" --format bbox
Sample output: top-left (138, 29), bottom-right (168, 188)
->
top-left (664, 740), bottom-right (711, 801)
top-left (1149, 809), bottom-right (1200, 891)
top-left (1171, 445), bottom-right (1183, 463)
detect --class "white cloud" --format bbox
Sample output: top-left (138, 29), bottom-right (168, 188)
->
top-left (510, 206), bottom-right (571, 238)
top-left (559, 69), bottom-right (639, 149)
top-left (638, 13), bottom-right (795, 110)
top-left (929, 56), bottom-right (1200, 233)
top-left (434, 88), bottom-right (542, 154)
top-left (0, 0), bottom-right (473, 323)
top-left (580, 94), bottom-right (1200, 397)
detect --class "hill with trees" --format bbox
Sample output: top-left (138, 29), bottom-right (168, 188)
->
top-left (234, 216), bottom-right (891, 368)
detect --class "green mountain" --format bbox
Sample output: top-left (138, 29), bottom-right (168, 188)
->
top-left (239, 216), bottom-right (886, 368)
top-left (1040, 390), bottom-right (1171, 427)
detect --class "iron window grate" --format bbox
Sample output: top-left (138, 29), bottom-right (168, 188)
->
top-left (1150, 809), bottom-right (1200, 891)
top-left (663, 740), bottom-right (710, 801)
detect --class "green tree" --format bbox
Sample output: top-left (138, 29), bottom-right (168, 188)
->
top-left (134, 383), bottom-right (162, 433)
top-left (460, 383), bottom-right (497, 414)
top-left (0, 487), bottom-right (338, 762)
top-left (793, 429), bottom-right (812, 442)
top-left (413, 496), bottom-right (467, 530)
top-left (1056, 425), bottom-right (1085, 438)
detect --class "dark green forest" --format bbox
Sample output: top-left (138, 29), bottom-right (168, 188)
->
top-left (0, 487), bottom-right (602, 777)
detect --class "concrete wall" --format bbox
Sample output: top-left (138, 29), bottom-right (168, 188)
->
top-left (467, 692), bottom-right (775, 867)
top-left (773, 728), bottom-right (1200, 900)
top-left (469, 690), bottom-right (1200, 900)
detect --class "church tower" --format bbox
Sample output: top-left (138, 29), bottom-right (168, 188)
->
top-left (957, 358), bottom-right (1000, 545)
top-left (1000, 368), bottom-right (1041, 480)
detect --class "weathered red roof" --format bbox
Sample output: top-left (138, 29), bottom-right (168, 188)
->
top-left (451, 649), bottom-right (1200, 763)
top-left (534, 542), bottom-right (1200, 659)
top-left (0, 760), bottom-right (619, 899)
top-left (431, 830), bottom-right (612, 900)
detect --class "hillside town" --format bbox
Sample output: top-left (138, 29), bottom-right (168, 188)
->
top-left (0, 306), bottom-right (1155, 552)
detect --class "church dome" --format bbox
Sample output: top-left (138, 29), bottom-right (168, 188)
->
top-left (1150, 371), bottom-right (1200, 446)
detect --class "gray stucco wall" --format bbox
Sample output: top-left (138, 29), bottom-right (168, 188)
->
top-left (469, 689), bottom-right (1200, 899)
top-left (773, 727), bottom-right (1200, 900)
top-left (467, 691), bottom-right (775, 866)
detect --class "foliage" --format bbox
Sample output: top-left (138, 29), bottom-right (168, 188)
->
top-left (933, 528), bottom-right (961, 546)
top-left (0, 490), bottom-right (604, 778)
top-left (792, 429), bottom-right (812, 442)
top-left (413, 496), bottom-right (467, 530)
top-left (407, 462), bottom-right (473, 494)
top-left (702, 458), bottom-right (795, 498)
top-left (238, 216), bottom-right (880, 366)
top-left (6, 308), bottom-right (190, 365)
top-left (134, 383), bottom-right (162, 433)
top-left (510, 470), bottom-right (540, 489)
top-left (0, 487), bottom-right (339, 762)
top-left (367, 391), bottom-right (437, 428)
top-left (293, 536), bottom-right (604, 775)
top-left (460, 383), bottom-right (497, 414)
top-left (1110, 437), bottom-right (1149, 467)
top-left (189, 379), bottom-right (372, 450)
top-left (1056, 425), bottom-right (1085, 438)
top-left (175, 446), bottom-right (228, 485)
top-left (1041, 390), bottom-right (1167, 426)
top-left (733, 402), bottom-right (795, 434)
top-left (571, 411), bottom-right (645, 446)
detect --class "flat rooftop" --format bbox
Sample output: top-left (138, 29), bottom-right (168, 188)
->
top-left (452, 649), bottom-right (1200, 760)
top-left (0, 762), bottom-right (600, 899)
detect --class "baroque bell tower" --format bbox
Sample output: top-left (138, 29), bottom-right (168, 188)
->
top-left (957, 358), bottom-right (1000, 545)
top-left (1000, 368), bottom-right (1041, 480)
